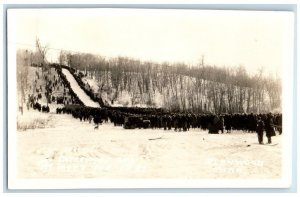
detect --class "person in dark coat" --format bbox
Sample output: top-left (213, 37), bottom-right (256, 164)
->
top-left (209, 115), bottom-right (220, 134)
top-left (265, 113), bottom-right (276, 144)
top-left (224, 114), bottom-right (232, 133)
top-left (219, 116), bottom-right (224, 134)
top-left (162, 115), bottom-right (167, 130)
top-left (93, 114), bottom-right (102, 129)
top-left (167, 115), bottom-right (172, 130)
top-left (256, 116), bottom-right (265, 144)
top-left (173, 114), bottom-right (178, 132)
top-left (88, 115), bottom-right (93, 124)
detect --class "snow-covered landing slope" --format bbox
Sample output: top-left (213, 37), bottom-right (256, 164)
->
top-left (61, 68), bottom-right (100, 108)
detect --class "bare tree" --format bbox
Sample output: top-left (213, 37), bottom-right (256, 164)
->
top-left (58, 50), bottom-right (67, 65)
top-left (35, 38), bottom-right (48, 66)
top-left (17, 49), bottom-right (31, 108)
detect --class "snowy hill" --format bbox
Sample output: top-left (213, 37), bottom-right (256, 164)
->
top-left (81, 70), bottom-right (274, 113)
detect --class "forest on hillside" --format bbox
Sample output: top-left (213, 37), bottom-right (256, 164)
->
top-left (17, 46), bottom-right (281, 114)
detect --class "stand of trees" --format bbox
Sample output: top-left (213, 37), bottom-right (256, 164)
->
top-left (17, 38), bottom-right (51, 107)
top-left (58, 52), bottom-right (281, 113)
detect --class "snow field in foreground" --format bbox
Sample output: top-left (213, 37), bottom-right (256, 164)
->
top-left (17, 111), bottom-right (282, 179)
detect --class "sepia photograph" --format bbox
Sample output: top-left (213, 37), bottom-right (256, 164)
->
top-left (7, 8), bottom-right (294, 189)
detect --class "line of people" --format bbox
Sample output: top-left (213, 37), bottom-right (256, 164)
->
top-left (55, 104), bottom-right (282, 137)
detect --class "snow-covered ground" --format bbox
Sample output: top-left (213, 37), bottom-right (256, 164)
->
top-left (17, 110), bottom-right (282, 179)
top-left (61, 68), bottom-right (100, 108)
top-left (81, 77), bottom-right (99, 93)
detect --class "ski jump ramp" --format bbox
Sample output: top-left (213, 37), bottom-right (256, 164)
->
top-left (61, 68), bottom-right (100, 108)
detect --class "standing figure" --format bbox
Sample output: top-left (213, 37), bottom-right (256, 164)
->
top-left (88, 115), bottom-right (93, 124)
top-left (93, 114), bottom-right (102, 129)
top-left (265, 113), bottom-right (276, 144)
top-left (219, 116), bottom-right (225, 134)
top-left (19, 105), bottom-right (23, 115)
top-left (256, 116), bottom-right (265, 144)
top-left (26, 101), bottom-right (30, 110)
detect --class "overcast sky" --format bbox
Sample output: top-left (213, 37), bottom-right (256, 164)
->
top-left (8, 8), bottom-right (294, 77)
